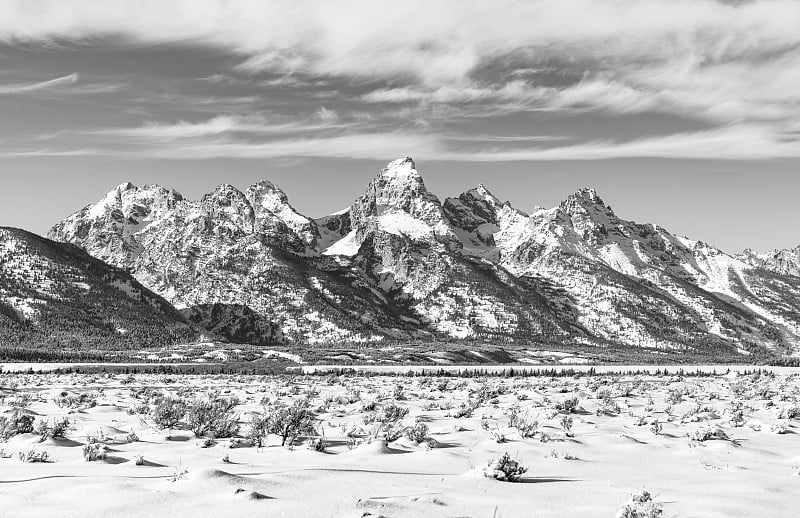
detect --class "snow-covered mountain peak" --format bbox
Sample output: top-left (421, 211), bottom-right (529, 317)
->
top-left (575, 187), bottom-right (601, 201)
top-left (47, 182), bottom-right (185, 267)
top-left (550, 188), bottom-right (618, 245)
top-left (199, 183), bottom-right (255, 235)
top-left (244, 179), bottom-right (317, 246)
top-left (442, 185), bottom-right (530, 259)
top-left (246, 178), bottom-right (281, 194)
top-left (204, 183), bottom-right (247, 202)
top-left (201, 183), bottom-right (251, 210)
top-left (245, 179), bottom-right (287, 206)
top-left (348, 158), bottom-right (455, 242)
top-left (114, 181), bottom-right (136, 192)
top-left (245, 180), bottom-right (304, 219)
top-left (382, 156), bottom-right (417, 175)
top-left (737, 244), bottom-right (800, 277)
top-left (560, 187), bottom-right (611, 213)
top-left (372, 157), bottom-right (428, 198)
top-left (70, 182), bottom-right (180, 227)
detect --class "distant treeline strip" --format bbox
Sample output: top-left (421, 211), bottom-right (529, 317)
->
top-left (297, 366), bottom-right (783, 378)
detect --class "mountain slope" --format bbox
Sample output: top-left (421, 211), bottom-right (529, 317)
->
top-left (444, 187), bottom-right (800, 354)
top-left (0, 226), bottom-right (196, 351)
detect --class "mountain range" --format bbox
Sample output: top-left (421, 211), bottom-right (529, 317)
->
top-left (2, 157), bottom-right (799, 360)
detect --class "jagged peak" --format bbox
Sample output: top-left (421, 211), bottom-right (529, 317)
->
top-left (385, 156), bottom-right (416, 170)
top-left (247, 179), bottom-right (281, 192)
top-left (246, 180), bottom-right (293, 205)
top-left (79, 181), bottom-right (174, 220)
top-left (210, 183), bottom-right (244, 195)
top-left (139, 182), bottom-right (169, 192)
top-left (107, 182), bottom-right (183, 202)
top-left (467, 183), bottom-right (491, 196)
top-left (570, 187), bottom-right (604, 204)
top-left (243, 179), bottom-right (315, 245)
top-left (98, 182), bottom-right (137, 204)
top-left (464, 183), bottom-right (501, 205)
top-left (347, 157), bottom-right (457, 243)
top-left (367, 157), bottom-right (431, 203)
top-left (245, 180), bottom-right (294, 212)
top-left (376, 156), bottom-right (423, 183)
top-left (202, 184), bottom-right (249, 207)
top-left (114, 181), bottom-right (136, 192)
top-left (357, 158), bottom-right (430, 204)
top-left (559, 187), bottom-right (613, 217)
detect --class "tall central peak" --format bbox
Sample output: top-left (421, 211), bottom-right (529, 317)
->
top-left (353, 157), bottom-right (430, 220)
top-left (381, 156), bottom-right (417, 176)
top-left (348, 157), bottom-right (456, 242)
top-left (369, 157), bottom-right (426, 200)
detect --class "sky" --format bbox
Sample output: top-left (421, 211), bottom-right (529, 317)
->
top-left (0, 0), bottom-right (799, 253)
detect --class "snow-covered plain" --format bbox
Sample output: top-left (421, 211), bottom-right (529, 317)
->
top-left (1, 370), bottom-right (800, 517)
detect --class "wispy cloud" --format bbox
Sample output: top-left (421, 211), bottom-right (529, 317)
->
top-left (441, 125), bottom-right (800, 161)
top-left (362, 82), bottom-right (548, 105)
top-left (2, 132), bottom-right (438, 161)
top-left (10, 121), bottom-right (800, 162)
top-left (79, 113), bottom-right (345, 141)
top-left (0, 72), bottom-right (77, 94)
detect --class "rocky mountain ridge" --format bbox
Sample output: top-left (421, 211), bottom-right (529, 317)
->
top-left (37, 157), bottom-right (800, 358)
top-left (738, 246), bottom-right (800, 278)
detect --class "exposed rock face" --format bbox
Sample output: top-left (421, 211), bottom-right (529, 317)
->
top-left (246, 180), bottom-right (318, 249)
top-left (443, 184), bottom-right (527, 259)
top-left (314, 209), bottom-right (351, 252)
top-left (47, 158), bottom-right (800, 356)
top-left (739, 246), bottom-right (800, 277)
top-left (49, 182), bottom-right (184, 268)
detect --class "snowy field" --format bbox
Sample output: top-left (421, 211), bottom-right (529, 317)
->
top-left (1, 371), bottom-right (800, 517)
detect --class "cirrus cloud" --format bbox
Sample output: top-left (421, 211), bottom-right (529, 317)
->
top-left (0, 72), bottom-right (77, 94)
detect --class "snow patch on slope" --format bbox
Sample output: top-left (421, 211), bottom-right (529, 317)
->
top-left (378, 211), bottom-right (435, 241)
top-left (323, 230), bottom-right (360, 256)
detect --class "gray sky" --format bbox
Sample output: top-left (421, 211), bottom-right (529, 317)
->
top-left (1, 0), bottom-right (799, 253)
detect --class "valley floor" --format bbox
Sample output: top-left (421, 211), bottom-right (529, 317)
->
top-left (1, 371), bottom-right (799, 517)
